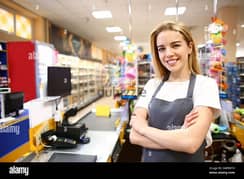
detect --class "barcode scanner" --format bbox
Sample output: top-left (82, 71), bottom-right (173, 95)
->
top-left (41, 129), bottom-right (77, 148)
top-left (62, 107), bottom-right (78, 125)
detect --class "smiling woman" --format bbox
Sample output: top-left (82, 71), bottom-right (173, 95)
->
top-left (129, 21), bottom-right (221, 162)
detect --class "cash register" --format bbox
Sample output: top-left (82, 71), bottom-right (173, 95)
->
top-left (41, 107), bottom-right (90, 148)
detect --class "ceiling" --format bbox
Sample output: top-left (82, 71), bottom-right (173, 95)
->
top-left (12, 0), bottom-right (244, 55)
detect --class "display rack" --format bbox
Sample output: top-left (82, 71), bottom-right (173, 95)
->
top-left (104, 64), bottom-right (120, 97)
top-left (206, 17), bottom-right (228, 100)
top-left (225, 62), bottom-right (240, 108)
top-left (137, 54), bottom-right (154, 95)
top-left (57, 54), bottom-right (104, 110)
top-left (0, 42), bottom-right (9, 90)
top-left (198, 46), bottom-right (211, 76)
top-left (237, 57), bottom-right (244, 106)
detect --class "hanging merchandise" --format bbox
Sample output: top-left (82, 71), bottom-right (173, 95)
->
top-left (112, 46), bottom-right (137, 116)
top-left (121, 44), bottom-right (137, 100)
top-left (207, 17), bottom-right (228, 99)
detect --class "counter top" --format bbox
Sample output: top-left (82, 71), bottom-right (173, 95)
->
top-left (20, 130), bottom-right (120, 162)
top-left (78, 112), bottom-right (121, 131)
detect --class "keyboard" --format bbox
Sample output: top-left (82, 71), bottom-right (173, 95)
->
top-left (48, 153), bottom-right (97, 162)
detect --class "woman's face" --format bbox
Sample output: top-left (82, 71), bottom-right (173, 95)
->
top-left (156, 30), bottom-right (192, 74)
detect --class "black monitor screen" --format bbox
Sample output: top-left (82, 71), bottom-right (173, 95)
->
top-left (47, 66), bottom-right (71, 97)
top-left (4, 92), bottom-right (24, 117)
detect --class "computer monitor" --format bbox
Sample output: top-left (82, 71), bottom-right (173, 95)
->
top-left (47, 66), bottom-right (71, 97)
top-left (4, 92), bottom-right (24, 117)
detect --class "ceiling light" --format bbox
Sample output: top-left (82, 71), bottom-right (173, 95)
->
top-left (241, 24), bottom-right (244, 28)
top-left (92, 10), bottom-right (112, 19)
top-left (164, 6), bottom-right (186, 16)
top-left (236, 42), bottom-right (240, 47)
top-left (114, 36), bottom-right (127, 41)
top-left (106, 26), bottom-right (122, 33)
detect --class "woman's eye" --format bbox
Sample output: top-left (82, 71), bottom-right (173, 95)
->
top-left (158, 47), bottom-right (165, 52)
top-left (173, 44), bottom-right (180, 48)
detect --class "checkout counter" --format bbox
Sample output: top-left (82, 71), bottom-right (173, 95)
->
top-left (18, 109), bottom-right (127, 163)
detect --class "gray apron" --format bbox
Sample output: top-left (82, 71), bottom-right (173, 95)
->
top-left (142, 74), bottom-right (206, 162)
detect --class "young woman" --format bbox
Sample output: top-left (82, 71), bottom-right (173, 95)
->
top-left (129, 21), bottom-right (221, 162)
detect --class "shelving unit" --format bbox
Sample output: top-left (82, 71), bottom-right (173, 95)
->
top-left (104, 64), bottom-right (120, 97)
top-left (225, 62), bottom-right (240, 108)
top-left (198, 46), bottom-right (211, 76)
top-left (0, 42), bottom-right (10, 119)
top-left (137, 54), bottom-right (154, 95)
top-left (198, 44), bottom-right (228, 99)
top-left (0, 42), bottom-right (9, 90)
top-left (57, 54), bottom-right (104, 110)
top-left (237, 57), bottom-right (244, 106)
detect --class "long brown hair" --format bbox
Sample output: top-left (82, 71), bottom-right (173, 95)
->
top-left (150, 21), bottom-right (201, 79)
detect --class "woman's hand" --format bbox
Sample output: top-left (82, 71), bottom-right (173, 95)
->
top-left (182, 110), bottom-right (199, 129)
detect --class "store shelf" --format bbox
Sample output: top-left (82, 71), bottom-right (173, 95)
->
top-left (198, 44), bottom-right (228, 100)
top-left (0, 42), bottom-right (9, 89)
top-left (57, 54), bottom-right (104, 110)
top-left (237, 57), bottom-right (244, 105)
top-left (225, 62), bottom-right (240, 108)
top-left (137, 54), bottom-right (154, 95)
top-left (198, 46), bottom-right (212, 76)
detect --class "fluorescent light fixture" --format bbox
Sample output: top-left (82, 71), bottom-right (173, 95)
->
top-left (114, 35), bottom-right (127, 41)
top-left (92, 10), bottom-right (112, 19)
top-left (106, 26), bottom-right (122, 33)
top-left (164, 6), bottom-right (186, 16)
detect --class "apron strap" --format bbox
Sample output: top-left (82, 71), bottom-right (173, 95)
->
top-left (151, 80), bottom-right (164, 98)
top-left (186, 74), bottom-right (196, 98)
top-left (151, 74), bottom-right (169, 98)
